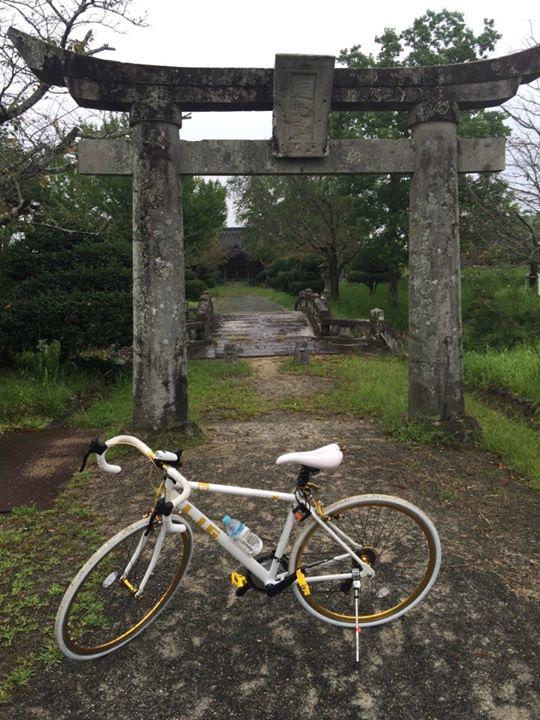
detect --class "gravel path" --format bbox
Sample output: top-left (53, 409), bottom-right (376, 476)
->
top-left (5, 360), bottom-right (538, 720)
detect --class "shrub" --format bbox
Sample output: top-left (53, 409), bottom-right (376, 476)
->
top-left (185, 277), bottom-right (207, 301)
top-left (0, 291), bottom-right (132, 358)
top-left (265, 256), bottom-right (324, 296)
top-left (462, 268), bottom-right (540, 350)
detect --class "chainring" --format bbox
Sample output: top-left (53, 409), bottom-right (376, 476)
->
top-left (247, 553), bottom-right (289, 592)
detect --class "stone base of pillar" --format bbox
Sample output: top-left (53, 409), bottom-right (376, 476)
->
top-left (407, 413), bottom-right (481, 444)
top-left (136, 419), bottom-right (203, 439)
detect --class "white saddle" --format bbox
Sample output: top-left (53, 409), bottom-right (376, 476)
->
top-left (276, 443), bottom-right (343, 471)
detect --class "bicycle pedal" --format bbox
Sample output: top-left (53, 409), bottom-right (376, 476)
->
top-left (296, 569), bottom-right (311, 597)
top-left (229, 571), bottom-right (251, 596)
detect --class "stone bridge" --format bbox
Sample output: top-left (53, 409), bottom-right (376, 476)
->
top-left (188, 290), bottom-right (392, 359)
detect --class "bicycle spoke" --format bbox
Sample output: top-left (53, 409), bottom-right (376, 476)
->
top-left (61, 520), bottom-right (190, 655)
top-left (293, 499), bottom-right (437, 624)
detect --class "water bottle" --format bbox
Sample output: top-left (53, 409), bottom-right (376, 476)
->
top-left (222, 515), bottom-right (263, 556)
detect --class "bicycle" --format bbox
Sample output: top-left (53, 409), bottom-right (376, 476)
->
top-left (55, 434), bottom-right (441, 662)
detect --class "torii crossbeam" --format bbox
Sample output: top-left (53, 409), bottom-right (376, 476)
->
top-left (9, 28), bottom-right (540, 432)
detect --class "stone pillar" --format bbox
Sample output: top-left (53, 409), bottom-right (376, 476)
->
top-left (408, 101), bottom-right (465, 423)
top-left (130, 103), bottom-right (188, 430)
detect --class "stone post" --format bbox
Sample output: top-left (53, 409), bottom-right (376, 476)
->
top-left (407, 101), bottom-right (465, 423)
top-left (369, 308), bottom-right (385, 337)
top-left (130, 102), bottom-right (188, 430)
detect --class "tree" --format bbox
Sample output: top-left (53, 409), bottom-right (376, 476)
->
top-left (335, 10), bottom-right (511, 290)
top-left (182, 177), bottom-right (227, 266)
top-left (503, 66), bottom-right (540, 284)
top-left (230, 175), bottom-right (365, 299)
top-left (233, 11), bottom-right (518, 304)
top-left (0, 0), bottom-right (146, 228)
top-left (0, 109), bottom-right (228, 356)
top-left (0, 159), bottom-right (133, 357)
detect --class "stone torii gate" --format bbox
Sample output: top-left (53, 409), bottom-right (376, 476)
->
top-left (9, 29), bottom-right (540, 431)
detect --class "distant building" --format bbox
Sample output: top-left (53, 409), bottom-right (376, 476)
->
top-left (218, 227), bottom-right (264, 282)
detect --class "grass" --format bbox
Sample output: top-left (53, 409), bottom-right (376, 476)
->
top-left (70, 359), bottom-right (267, 435)
top-left (0, 369), bottom-right (89, 431)
top-left (467, 397), bottom-right (540, 488)
top-left (0, 358), bottom-right (268, 702)
top-left (282, 356), bottom-right (453, 446)
top-left (328, 279), bottom-right (409, 330)
top-left (0, 474), bottom-right (106, 703)
top-left (281, 355), bottom-right (540, 489)
top-left (464, 342), bottom-right (540, 405)
top-left (70, 373), bottom-right (132, 435)
top-left (188, 359), bottom-right (266, 423)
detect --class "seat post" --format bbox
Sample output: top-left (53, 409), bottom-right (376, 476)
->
top-left (296, 465), bottom-right (319, 487)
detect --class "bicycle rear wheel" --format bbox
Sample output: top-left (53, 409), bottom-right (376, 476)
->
top-left (289, 494), bottom-right (440, 628)
top-left (55, 516), bottom-right (192, 660)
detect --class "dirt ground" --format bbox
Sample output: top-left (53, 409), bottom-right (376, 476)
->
top-left (5, 359), bottom-right (540, 720)
top-left (0, 428), bottom-right (92, 512)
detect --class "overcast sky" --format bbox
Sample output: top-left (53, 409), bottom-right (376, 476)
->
top-left (94, 0), bottom-right (538, 222)
top-left (102, 0), bottom-right (538, 143)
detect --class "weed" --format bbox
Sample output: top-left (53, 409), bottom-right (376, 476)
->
top-left (438, 486), bottom-right (458, 502)
top-left (10, 504), bottom-right (39, 519)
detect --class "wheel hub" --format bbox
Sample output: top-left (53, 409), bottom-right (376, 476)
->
top-left (358, 546), bottom-right (377, 566)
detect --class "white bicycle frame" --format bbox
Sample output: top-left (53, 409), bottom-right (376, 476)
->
top-left (98, 435), bottom-right (375, 596)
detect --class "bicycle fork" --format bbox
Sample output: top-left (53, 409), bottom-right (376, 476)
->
top-left (119, 516), bottom-right (187, 598)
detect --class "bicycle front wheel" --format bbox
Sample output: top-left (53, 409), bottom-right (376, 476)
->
top-left (289, 494), bottom-right (441, 628)
top-left (55, 516), bottom-right (193, 660)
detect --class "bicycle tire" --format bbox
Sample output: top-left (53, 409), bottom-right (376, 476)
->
top-left (289, 494), bottom-right (441, 628)
top-left (55, 515), bottom-right (193, 660)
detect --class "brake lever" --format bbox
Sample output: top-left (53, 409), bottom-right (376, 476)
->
top-left (79, 437), bottom-right (108, 472)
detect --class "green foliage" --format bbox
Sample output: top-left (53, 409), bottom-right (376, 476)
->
top-left (182, 176), bottom-right (227, 264)
top-left (194, 263), bottom-right (220, 289)
top-left (264, 256), bottom-right (324, 296)
top-left (334, 9), bottom-right (511, 276)
top-left (340, 267), bottom-right (539, 350)
top-left (464, 342), bottom-right (540, 404)
top-left (329, 280), bottom-right (408, 329)
top-left (0, 116), bottom-right (227, 356)
top-left (229, 175), bottom-right (363, 297)
top-left (184, 269), bottom-right (208, 302)
top-left (0, 345), bottom-right (91, 431)
top-left (461, 268), bottom-right (540, 350)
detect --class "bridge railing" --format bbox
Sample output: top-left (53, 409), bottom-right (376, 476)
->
top-left (186, 291), bottom-right (214, 342)
top-left (295, 288), bottom-right (400, 352)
